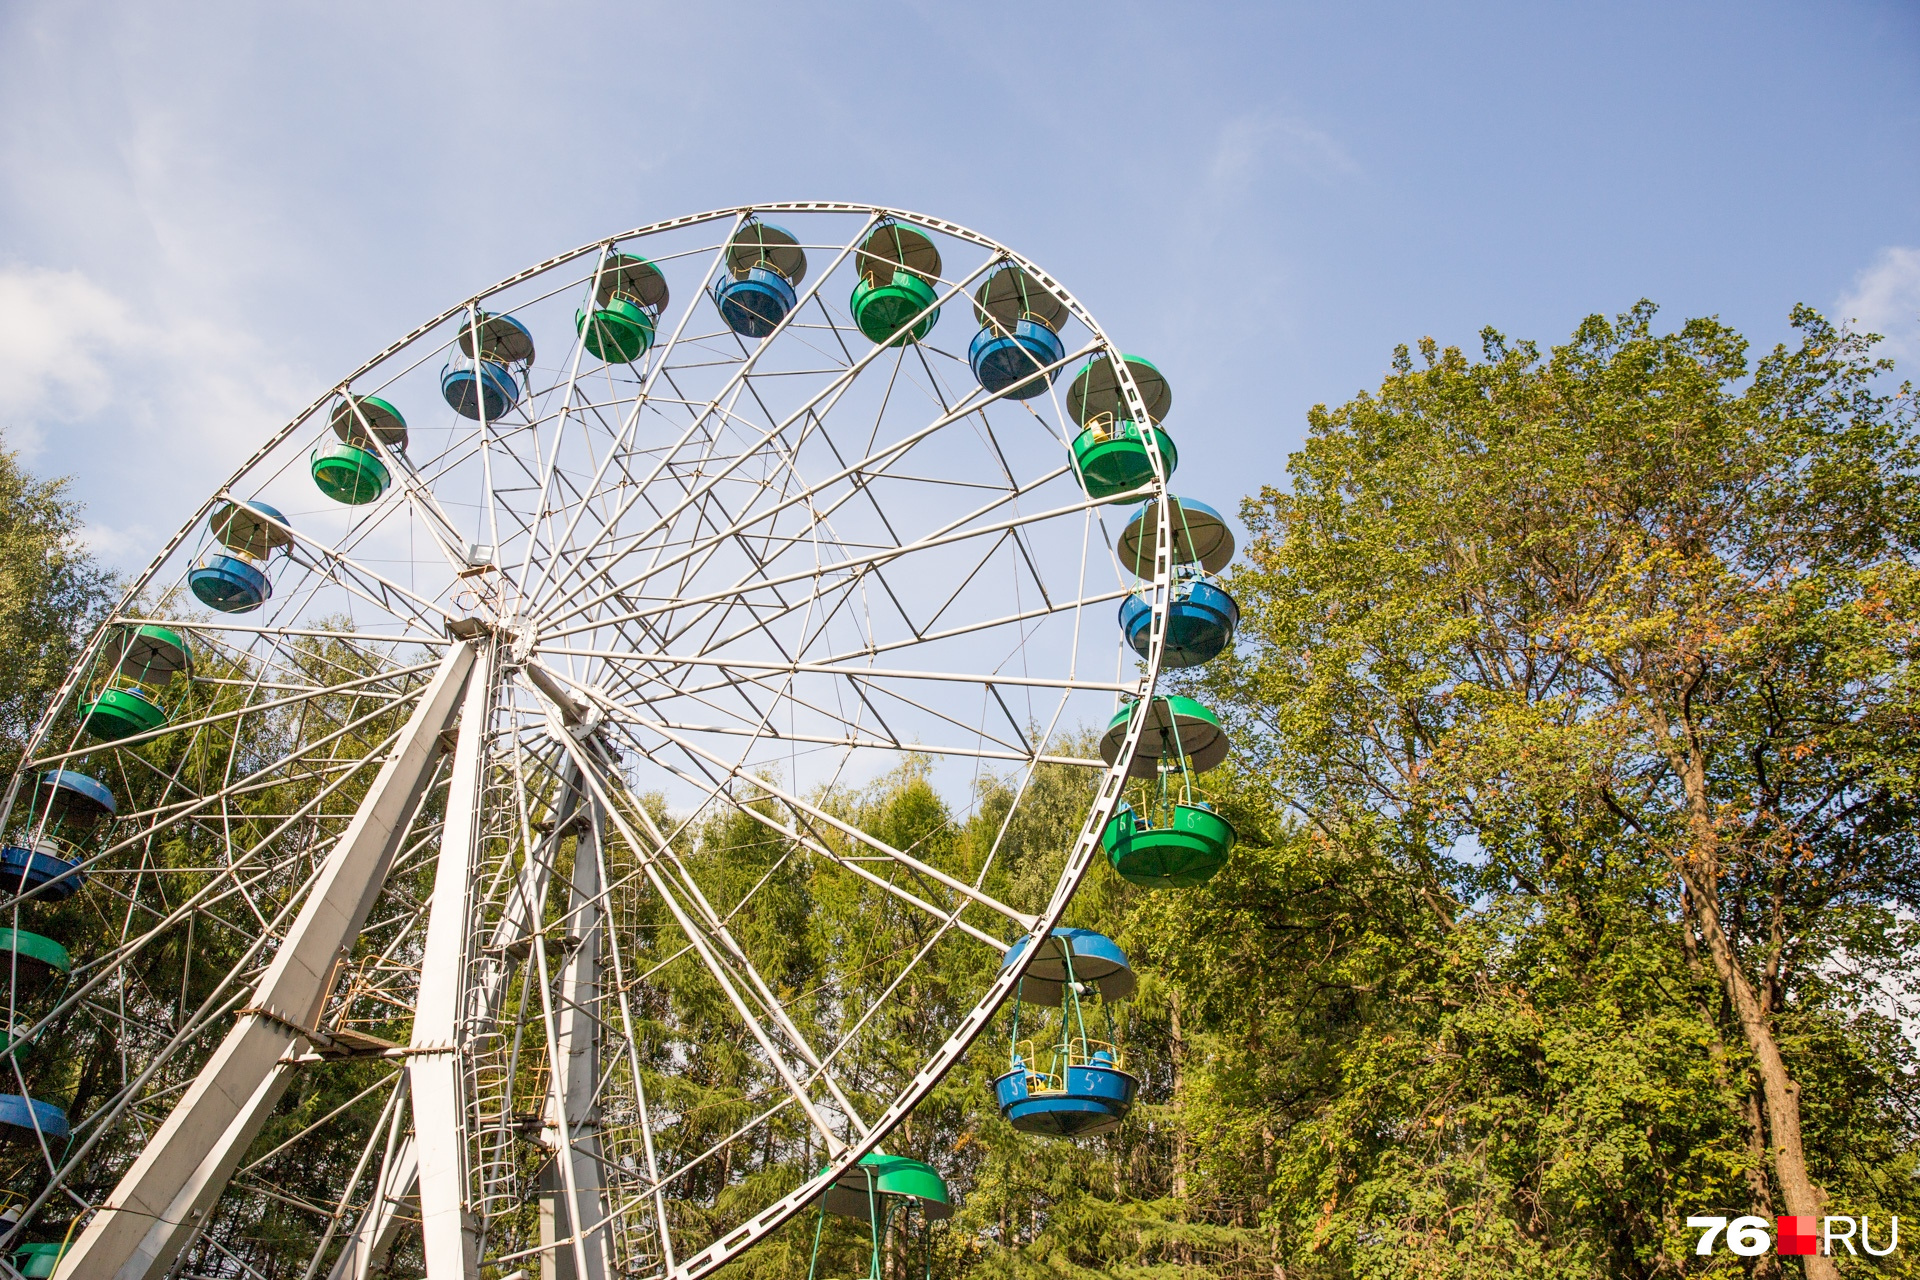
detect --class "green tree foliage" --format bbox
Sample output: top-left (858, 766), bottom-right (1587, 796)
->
top-left (751, 304), bottom-right (1919, 1280)
top-left (10, 309), bottom-right (1919, 1280)
top-left (0, 441), bottom-right (116, 767)
top-left (1188, 303), bottom-right (1920, 1277)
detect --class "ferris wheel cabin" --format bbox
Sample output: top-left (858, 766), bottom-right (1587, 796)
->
top-left (189, 500), bottom-right (290, 614)
top-left (312, 394), bottom-right (406, 505)
top-left (809, 1152), bottom-right (952, 1280)
top-left (818, 1152), bottom-right (952, 1223)
top-left (994, 929), bottom-right (1141, 1137)
top-left (1101, 696), bottom-right (1231, 778)
top-left (968, 265), bottom-right (1068, 399)
top-left (10, 1241), bottom-right (71, 1278)
top-left (78, 623), bottom-right (191, 740)
top-left (1118, 573), bottom-right (1240, 668)
top-left (1099, 697), bottom-right (1237, 888)
top-left (0, 771), bottom-right (115, 902)
top-left (579, 252), bottom-right (669, 363)
top-left (0, 1095), bottom-right (68, 1155)
top-left (0, 930), bottom-right (69, 999)
top-left (713, 222), bottom-right (808, 338)
top-left (1067, 355), bottom-right (1178, 502)
top-left (441, 311), bottom-right (534, 420)
top-left (851, 223), bottom-right (943, 346)
top-left (1115, 495), bottom-right (1236, 579)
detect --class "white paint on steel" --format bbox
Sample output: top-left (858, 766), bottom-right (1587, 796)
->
top-left (54, 640), bottom-right (478, 1280)
top-left (410, 642), bottom-right (494, 1280)
top-left (539, 797), bottom-right (611, 1280)
top-left (21, 206), bottom-right (1185, 1280)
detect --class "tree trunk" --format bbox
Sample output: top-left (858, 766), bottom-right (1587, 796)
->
top-left (1169, 987), bottom-right (1189, 1206)
top-left (1168, 986), bottom-right (1193, 1268)
top-left (1679, 884), bottom-right (1780, 1278)
top-left (1741, 1088), bottom-right (1783, 1280)
top-left (1677, 798), bottom-right (1833, 1280)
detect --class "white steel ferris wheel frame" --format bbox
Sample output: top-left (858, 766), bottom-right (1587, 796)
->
top-left (6, 204), bottom-right (1185, 1280)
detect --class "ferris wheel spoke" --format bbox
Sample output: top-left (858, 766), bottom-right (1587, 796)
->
top-left (543, 648), bottom-right (1135, 697)
top-left (6, 971), bottom-right (258, 1236)
top-left (664, 575), bottom-right (1121, 702)
top-left (560, 578), bottom-right (1135, 732)
top-left (233, 1067), bottom-right (403, 1179)
top-left (521, 214), bottom-right (752, 610)
top-left (536, 367), bottom-right (1086, 636)
top-left (96, 678), bottom-right (433, 834)
top-left (616, 495), bottom-right (893, 662)
top-left (672, 657), bottom-right (1051, 763)
top-left (122, 617), bottom-right (449, 652)
top-left (510, 246), bottom-right (614, 591)
top-left (223, 500), bottom-right (455, 631)
top-left (633, 806), bottom-right (873, 1137)
top-left (11, 711), bottom-right (417, 932)
top-left (593, 709), bottom-right (1038, 931)
top-left (356, 429), bottom-right (472, 572)
top-left (526, 219), bottom-right (885, 621)
top-left (285, 1079), bottom-right (402, 1280)
top-left (670, 467), bottom-right (1077, 653)
top-left (324, 1089), bottom-right (417, 1280)
top-left (544, 489), bottom-right (1095, 645)
top-left (561, 741), bottom-right (854, 1154)
top-left (530, 268), bottom-right (1037, 630)
top-left (662, 765), bottom-right (1010, 954)
top-left (615, 559), bottom-right (1071, 703)
top-left (25, 656), bottom-right (434, 772)
top-left (601, 390), bottom-right (840, 612)
top-left (597, 691), bottom-right (1094, 771)
top-left (580, 803), bottom-right (679, 1275)
top-left (550, 570), bottom-right (1128, 734)
top-left (632, 325), bottom-right (1088, 599)
top-left (521, 229), bottom-right (743, 615)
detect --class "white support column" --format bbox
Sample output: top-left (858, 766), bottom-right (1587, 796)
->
top-left (540, 797), bottom-right (610, 1280)
top-left (55, 640), bottom-right (479, 1280)
top-left (330, 763), bottom-right (584, 1280)
top-left (409, 643), bottom-right (494, 1280)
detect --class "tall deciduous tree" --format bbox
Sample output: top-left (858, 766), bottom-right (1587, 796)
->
top-left (0, 440), bottom-right (116, 766)
top-left (1210, 303), bottom-right (1919, 1278)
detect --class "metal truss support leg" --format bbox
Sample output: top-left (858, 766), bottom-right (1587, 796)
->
top-left (410, 643), bottom-right (494, 1280)
top-left (55, 640), bottom-right (479, 1280)
top-left (331, 761), bottom-right (583, 1280)
top-left (541, 797), bottom-right (610, 1280)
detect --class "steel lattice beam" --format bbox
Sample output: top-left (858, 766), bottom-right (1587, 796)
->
top-left (55, 640), bottom-right (478, 1280)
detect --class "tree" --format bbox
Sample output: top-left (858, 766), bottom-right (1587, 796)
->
top-left (0, 440), bottom-right (117, 766)
top-left (1209, 302), bottom-right (1920, 1277)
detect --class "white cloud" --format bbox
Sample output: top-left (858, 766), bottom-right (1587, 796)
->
top-left (0, 263), bottom-right (312, 564)
top-left (1206, 115), bottom-right (1363, 192)
top-left (0, 267), bottom-right (138, 450)
top-left (75, 519), bottom-right (155, 566)
top-left (1835, 246), bottom-right (1920, 369)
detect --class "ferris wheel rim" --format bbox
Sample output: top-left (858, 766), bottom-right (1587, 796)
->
top-left (1, 203), bottom-right (1186, 1280)
top-left (64, 204), bottom-right (1116, 643)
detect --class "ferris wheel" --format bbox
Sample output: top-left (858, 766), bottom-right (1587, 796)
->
top-left (0, 204), bottom-right (1242, 1280)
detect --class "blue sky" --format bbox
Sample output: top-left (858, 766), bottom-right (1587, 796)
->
top-left (2, 0), bottom-right (1916, 570)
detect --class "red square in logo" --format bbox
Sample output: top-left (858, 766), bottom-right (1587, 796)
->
top-left (1777, 1216), bottom-right (1818, 1255)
